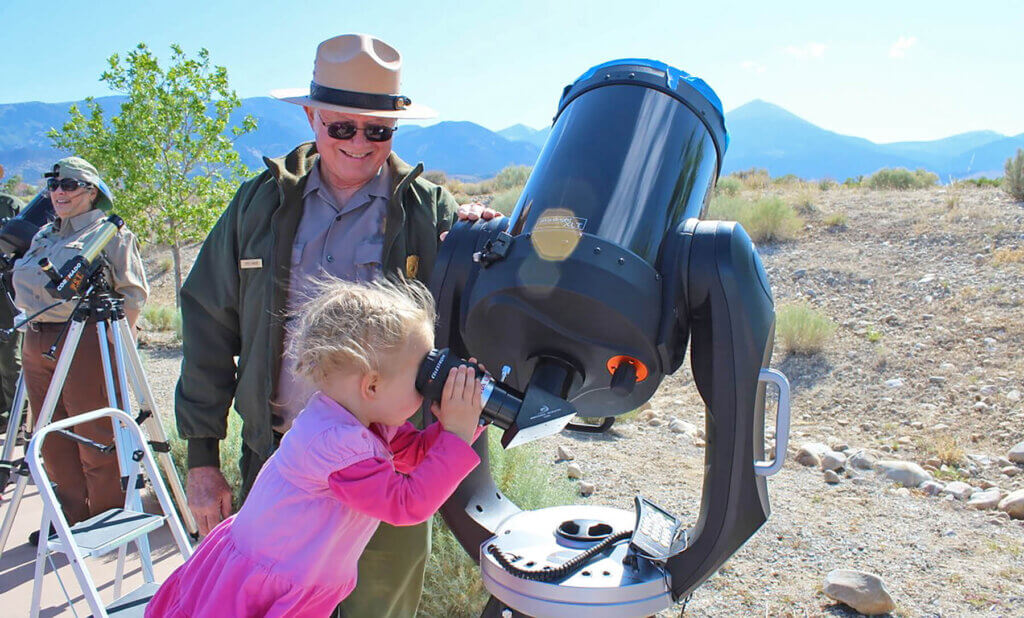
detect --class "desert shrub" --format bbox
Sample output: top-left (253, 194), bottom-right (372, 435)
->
top-left (992, 247), bottom-right (1024, 264)
top-left (142, 303), bottom-right (180, 332)
top-left (1004, 149), bottom-right (1024, 201)
top-left (824, 212), bottom-right (848, 229)
top-left (715, 176), bottom-right (743, 197)
top-left (489, 187), bottom-right (523, 215)
top-left (866, 167), bottom-right (938, 190)
top-left (731, 167), bottom-right (771, 191)
top-left (775, 303), bottom-right (836, 355)
top-left (927, 435), bottom-right (965, 466)
top-left (963, 177), bottom-right (1002, 188)
top-left (422, 170), bottom-right (448, 185)
top-left (421, 430), bottom-right (577, 615)
top-left (708, 195), bottom-right (803, 243)
top-left (818, 178), bottom-right (838, 191)
top-left (843, 175), bottom-right (863, 187)
top-left (772, 173), bottom-right (801, 186)
top-left (794, 191), bottom-right (817, 215)
top-left (156, 256), bottom-right (174, 274)
top-left (492, 164), bottom-right (532, 191)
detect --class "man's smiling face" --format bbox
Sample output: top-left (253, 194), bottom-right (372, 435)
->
top-left (305, 107), bottom-right (395, 190)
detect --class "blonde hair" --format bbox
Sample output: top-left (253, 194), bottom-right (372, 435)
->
top-left (289, 278), bottom-right (436, 385)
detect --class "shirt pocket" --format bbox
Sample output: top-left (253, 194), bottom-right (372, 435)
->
top-left (354, 241), bottom-right (383, 282)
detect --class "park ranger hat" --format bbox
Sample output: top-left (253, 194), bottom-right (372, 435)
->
top-left (45, 156), bottom-right (114, 212)
top-left (271, 33), bottom-right (437, 119)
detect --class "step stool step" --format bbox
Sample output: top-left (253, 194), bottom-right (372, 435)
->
top-left (48, 508), bottom-right (165, 557)
top-left (100, 581), bottom-right (161, 617)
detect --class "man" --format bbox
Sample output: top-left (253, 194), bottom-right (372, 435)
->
top-left (0, 165), bottom-right (24, 433)
top-left (174, 34), bottom-right (498, 617)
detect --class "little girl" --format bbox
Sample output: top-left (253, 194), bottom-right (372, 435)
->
top-left (147, 279), bottom-right (483, 617)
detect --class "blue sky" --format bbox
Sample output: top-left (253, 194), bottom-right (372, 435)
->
top-left (1, 0), bottom-right (1021, 143)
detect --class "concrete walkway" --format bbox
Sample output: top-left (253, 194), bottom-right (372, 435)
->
top-left (0, 433), bottom-right (188, 617)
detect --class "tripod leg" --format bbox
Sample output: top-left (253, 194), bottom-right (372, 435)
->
top-left (0, 321), bottom-right (88, 558)
top-left (30, 512), bottom-right (49, 618)
top-left (0, 371), bottom-right (28, 492)
top-left (113, 318), bottom-right (199, 537)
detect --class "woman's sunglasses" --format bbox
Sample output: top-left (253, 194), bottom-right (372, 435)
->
top-left (46, 178), bottom-right (92, 192)
top-left (320, 119), bottom-right (397, 143)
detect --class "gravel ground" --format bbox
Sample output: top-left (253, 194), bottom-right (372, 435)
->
top-left (137, 184), bottom-right (1024, 617)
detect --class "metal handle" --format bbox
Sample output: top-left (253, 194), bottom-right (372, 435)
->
top-left (754, 368), bottom-right (790, 476)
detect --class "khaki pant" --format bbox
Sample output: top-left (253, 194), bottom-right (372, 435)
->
top-left (23, 324), bottom-right (125, 525)
top-left (240, 442), bottom-right (431, 618)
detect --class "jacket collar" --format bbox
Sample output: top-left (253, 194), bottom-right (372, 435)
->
top-left (263, 142), bottom-right (422, 199)
top-left (53, 208), bottom-right (106, 235)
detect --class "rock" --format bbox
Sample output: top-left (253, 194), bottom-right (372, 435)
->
top-left (884, 378), bottom-right (904, 388)
top-left (973, 401), bottom-right (988, 411)
top-left (578, 481), bottom-right (595, 497)
top-left (556, 445), bottom-right (575, 462)
top-left (931, 423), bottom-right (949, 431)
top-left (941, 481), bottom-right (973, 500)
top-left (967, 488), bottom-right (1003, 510)
top-left (1009, 441), bottom-right (1024, 464)
top-left (920, 481), bottom-right (944, 496)
top-left (821, 451), bottom-right (848, 471)
top-left (1006, 389), bottom-right (1022, 402)
top-left (998, 489), bottom-right (1024, 519)
top-left (693, 439), bottom-right (706, 448)
top-left (647, 418), bottom-right (663, 427)
top-left (796, 442), bottom-right (828, 467)
top-left (910, 421), bottom-right (924, 430)
top-left (824, 470), bottom-right (841, 484)
top-left (824, 570), bottom-right (896, 615)
top-left (792, 268), bottom-right (807, 281)
top-left (668, 419), bottom-right (696, 435)
top-left (1001, 466), bottom-right (1020, 477)
top-left (566, 463), bottom-right (583, 480)
top-left (897, 436), bottom-right (913, 445)
top-left (874, 460), bottom-right (932, 487)
top-left (849, 450), bottom-right (878, 470)
top-left (924, 458), bottom-right (942, 468)
top-left (928, 376), bottom-right (947, 385)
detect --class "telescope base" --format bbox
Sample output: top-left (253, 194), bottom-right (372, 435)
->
top-left (479, 505), bottom-right (672, 618)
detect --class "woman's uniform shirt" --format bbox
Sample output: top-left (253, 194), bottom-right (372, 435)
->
top-left (11, 209), bottom-right (148, 323)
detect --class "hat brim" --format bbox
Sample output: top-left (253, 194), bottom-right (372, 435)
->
top-left (270, 88), bottom-right (437, 119)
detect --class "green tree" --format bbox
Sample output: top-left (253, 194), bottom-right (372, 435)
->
top-left (49, 43), bottom-right (257, 306)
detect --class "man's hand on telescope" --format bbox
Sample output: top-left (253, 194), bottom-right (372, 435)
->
top-left (440, 202), bottom-right (503, 241)
top-left (186, 466), bottom-right (233, 536)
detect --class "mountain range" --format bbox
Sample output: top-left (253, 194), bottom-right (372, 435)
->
top-left (1, 96), bottom-right (1021, 183)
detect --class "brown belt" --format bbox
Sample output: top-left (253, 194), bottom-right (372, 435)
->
top-left (29, 318), bottom-right (101, 332)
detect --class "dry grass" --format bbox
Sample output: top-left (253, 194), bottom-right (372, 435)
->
top-left (775, 303), bottom-right (836, 355)
top-left (992, 247), bottom-right (1024, 264)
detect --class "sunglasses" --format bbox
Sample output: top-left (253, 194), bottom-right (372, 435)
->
top-left (46, 178), bottom-right (92, 192)
top-left (319, 118), bottom-right (397, 142)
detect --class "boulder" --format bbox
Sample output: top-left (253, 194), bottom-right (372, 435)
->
top-left (823, 570), bottom-right (896, 615)
top-left (796, 442), bottom-right (829, 468)
top-left (566, 463), bottom-right (583, 480)
top-left (967, 488), bottom-right (1003, 510)
top-left (823, 470), bottom-right (841, 484)
top-left (1009, 441), bottom-right (1024, 464)
top-left (997, 489), bottom-right (1024, 519)
top-left (848, 450), bottom-right (878, 470)
top-left (821, 450), bottom-right (848, 472)
top-left (875, 460), bottom-right (932, 487)
top-left (555, 445), bottom-right (575, 462)
top-left (941, 481), bottom-right (973, 500)
top-left (919, 481), bottom-right (944, 496)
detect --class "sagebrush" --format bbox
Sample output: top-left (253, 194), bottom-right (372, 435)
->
top-left (866, 167), bottom-right (938, 190)
top-left (709, 195), bottom-right (803, 243)
top-left (1004, 149), bottom-right (1024, 201)
top-left (775, 303), bottom-right (836, 355)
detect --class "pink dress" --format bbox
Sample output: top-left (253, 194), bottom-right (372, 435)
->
top-left (146, 392), bottom-right (480, 617)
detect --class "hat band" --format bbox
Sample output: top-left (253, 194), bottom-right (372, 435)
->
top-left (309, 82), bottom-right (411, 111)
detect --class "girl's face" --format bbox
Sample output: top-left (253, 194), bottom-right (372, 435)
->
top-left (364, 327), bottom-right (434, 427)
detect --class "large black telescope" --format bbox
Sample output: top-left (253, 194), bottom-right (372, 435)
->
top-left (427, 59), bottom-right (791, 617)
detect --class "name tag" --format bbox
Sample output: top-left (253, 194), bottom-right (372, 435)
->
top-left (240, 258), bottom-right (263, 269)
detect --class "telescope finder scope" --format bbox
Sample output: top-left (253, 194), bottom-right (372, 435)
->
top-left (41, 214), bottom-right (124, 300)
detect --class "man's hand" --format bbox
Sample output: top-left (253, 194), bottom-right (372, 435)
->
top-left (186, 466), bottom-right (233, 536)
top-left (441, 202), bottom-right (504, 241)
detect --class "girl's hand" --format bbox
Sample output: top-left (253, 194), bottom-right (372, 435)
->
top-left (437, 364), bottom-right (483, 443)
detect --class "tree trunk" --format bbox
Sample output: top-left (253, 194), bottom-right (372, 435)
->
top-left (172, 242), bottom-right (183, 309)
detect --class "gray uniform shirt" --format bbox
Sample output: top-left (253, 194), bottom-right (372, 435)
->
top-left (272, 162), bottom-right (390, 430)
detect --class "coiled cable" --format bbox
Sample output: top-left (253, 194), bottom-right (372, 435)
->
top-left (486, 530), bottom-right (632, 582)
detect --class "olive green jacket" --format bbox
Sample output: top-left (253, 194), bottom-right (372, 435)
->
top-left (174, 143), bottom-right (457, 467)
